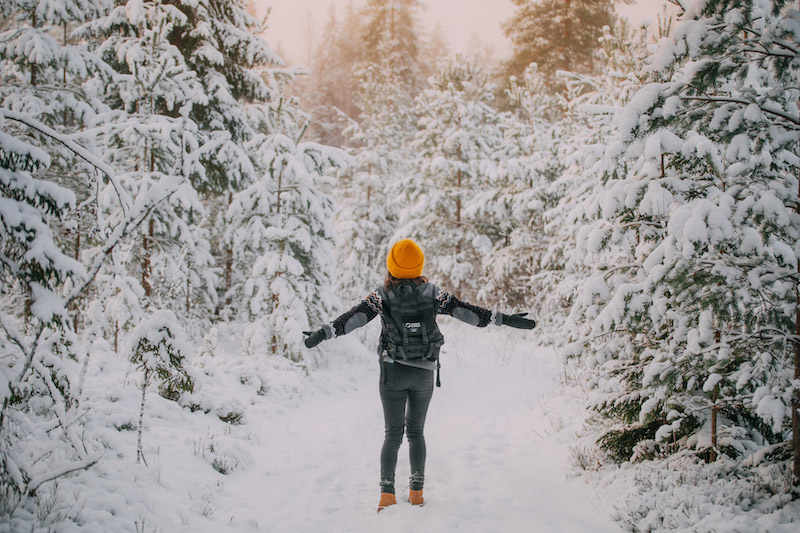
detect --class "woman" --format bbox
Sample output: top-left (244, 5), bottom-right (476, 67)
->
top-left (303, 239), bottom-right (535, 512)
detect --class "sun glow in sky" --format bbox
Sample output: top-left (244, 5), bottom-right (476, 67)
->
top-left (253, 0), bottom-right (663, 65)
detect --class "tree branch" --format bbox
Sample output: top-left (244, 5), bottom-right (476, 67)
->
top-left (1, 109), bottom-right (132, 215)
top-left (680, 95), bottom-right (800, 126)
top-left (25, 454), bottom-right (102, 496)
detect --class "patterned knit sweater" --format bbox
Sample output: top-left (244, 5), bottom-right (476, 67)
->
top-left (320, 284), bottom-right (500, 370)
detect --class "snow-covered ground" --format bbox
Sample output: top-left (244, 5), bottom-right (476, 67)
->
top-left (207, 321), bottom-right (620, 532)
top-left (9, 318), bottom-right (800, 532)
top-left (38, 319), bottom-right (619, 532)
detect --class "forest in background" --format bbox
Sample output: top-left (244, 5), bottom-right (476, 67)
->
top-left (2, 0), bottom-right (800, 529)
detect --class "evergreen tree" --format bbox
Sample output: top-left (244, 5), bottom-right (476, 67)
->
top-left (169, 0), bottom-right (284, 194)
top-left (401, 54), bottom-right (503, 300)
top-left (483, 63), bottom-right (565, 310)
top-left (359, 0), bottom-right (421, 88)
top-left (333, 0), bottom-right (423, 299)
top-left (0, 0), bottom-right (123, 510)
top-left (340, 53), bottom-right (418, 295)
top-left (226, 94), bottom-right (348, 361)
top-left (0, 0), bottom-right (113, 331)
top-left (337, 64), bottom-right (405, 299)
top-left (86, 0), bottom-right (217, 317)
top-left (532, 20), bottom-right (648, 327)
top-left (128, 309), bottom-right (194, 464)
top-left (85, 246), bottom-right (145, 354)
top-left (154, 0), bottom-right (297, 314)
top-left (301, 2), bottom-right (364, 146)
top-left (502, 0), bottom-right (615, 87)
top-left (566, 0), bottom-right (800, 487)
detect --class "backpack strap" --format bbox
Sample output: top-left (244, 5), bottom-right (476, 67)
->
top-left (392, 310), bottom-right (410, 360)
top-left (424, 338), bottom-right (443, 361)
top-left (382, 285), bottom-right (410, 359)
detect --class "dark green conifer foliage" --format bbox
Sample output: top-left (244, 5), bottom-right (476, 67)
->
top-left (502, 0), bottom-right (615, 87)
top-left (165, 0), bottom-right (284, 194)
top-left (572, 0), bottom-right (800, 487)
top-left (360, 0), bottom-right (421, 88)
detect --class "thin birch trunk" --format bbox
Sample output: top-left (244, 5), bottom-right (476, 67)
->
top-left (137, 369), bottom-right (149, 465)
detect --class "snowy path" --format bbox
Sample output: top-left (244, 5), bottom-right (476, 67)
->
top-left (206, 324), bottom-right (621, 532)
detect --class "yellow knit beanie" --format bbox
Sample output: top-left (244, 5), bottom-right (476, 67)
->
top-left (386, 239), bottom-right (424, 279)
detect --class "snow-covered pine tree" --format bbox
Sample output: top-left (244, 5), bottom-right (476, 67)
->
top-left (128, 309), bottom-right (194, 464)
top-left (85, 245), bottom-right (145, 354)
top-left (568, 1), bottom-right (800, 487)
top-left (169, 0), bottom-right (282, 195)
top-left (402, 54), bottom-right (503, 300)
top-left (501, 0), bottom-right (615, 86)
top-left (86, 0), bottom-right (217, 319)
top-left (0, 0), bottom-right (108, 136)
top-left (337, 0), bottom-right (421, 300)
top-left (337, 64), bottom-right (400, 300)
top-left (0, 0), bottom-right (130, 515)
top-left (531, 21), bottom-right (649, 331)
top-left (480, 63), bottom-right (563, 310)
top-left (226, 92), bottom-right (349, 361)
top-left (160, 0), bottom-right (288, 319)
top-left (0, 0), bottom-right (114, 332)
top-left (0, 107), bottom-right (97, 514)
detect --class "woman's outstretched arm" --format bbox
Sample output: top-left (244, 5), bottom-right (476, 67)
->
top-left (435, 287), bottom-right (536, 330)
top-left (304, 291), bottom-right (383, 347)
top-left (435, 287), bottom-right (498, 327)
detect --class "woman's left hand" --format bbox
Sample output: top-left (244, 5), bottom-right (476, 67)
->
top-left (303, 329), bottom-right (326, 348)
top-left (500, 312), bottom-right (536, 330)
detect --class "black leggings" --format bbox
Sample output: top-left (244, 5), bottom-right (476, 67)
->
top-left (379, 361), bottom-right (434, 494)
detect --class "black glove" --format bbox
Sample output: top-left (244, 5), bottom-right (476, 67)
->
top-left (303, 329), bottom-right (326, 348)
top-left (501, 312), bottom-right (536, 330)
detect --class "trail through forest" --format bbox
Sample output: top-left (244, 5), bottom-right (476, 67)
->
top-left (205, 324), bottom-right (621, 532)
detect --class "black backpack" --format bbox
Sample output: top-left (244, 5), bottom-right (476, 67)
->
top-left (379, 281), bottom-right (444, 362)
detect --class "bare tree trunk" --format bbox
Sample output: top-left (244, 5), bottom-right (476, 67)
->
top-left (456, 148), bottom-right (462, 225)
top-left (366, 163), bottom-right (372, 221)
top-left (276, 164), bottom-right (284, 214)
top-left (794, 260), bottom-right (800, 487)
top-left (30, 11), bottom-right (38, 86)
top-left (710, 383), bottom-right (719, 462)
top-left (563, 0), bottom-right (572, 73)
top-left (142, 218), bottom-right (153, 298)
top-left (73, 232), bottom-right (81, 332)
top-left (137, 369), bottom-right (149, 465)
top-left (225, 192), bottom-right (233, 307)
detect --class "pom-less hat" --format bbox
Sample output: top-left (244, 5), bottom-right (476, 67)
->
top-left (387, 239), bottom-right (424, 279)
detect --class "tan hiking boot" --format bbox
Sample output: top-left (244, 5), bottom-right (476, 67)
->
top-left (377, 492), bottom-right (397, 512)
top-left (409, 489), bottom-right (424, 506)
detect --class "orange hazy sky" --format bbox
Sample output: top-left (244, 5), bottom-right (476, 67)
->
top-left (253, 0), bottom-right (663, 65)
